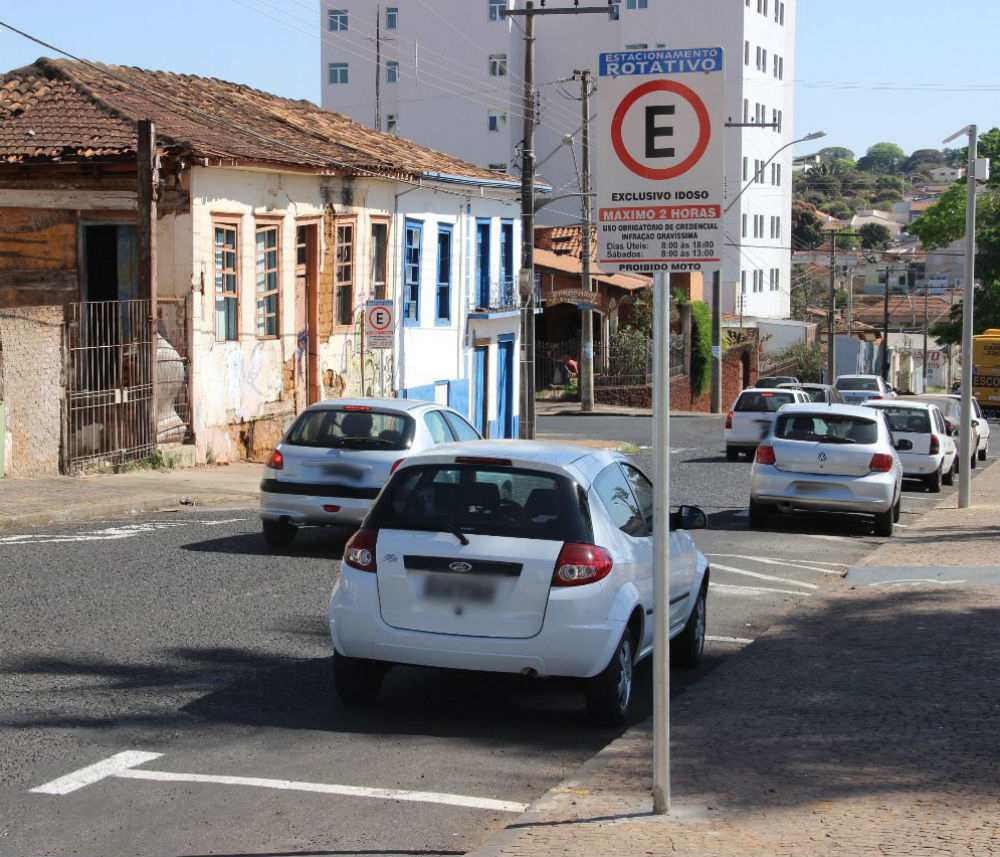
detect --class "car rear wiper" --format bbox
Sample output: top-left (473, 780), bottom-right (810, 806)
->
top-left (820, 436), bottom-right (856, 444)
top-left (380, 520), bottom-right (470, 546)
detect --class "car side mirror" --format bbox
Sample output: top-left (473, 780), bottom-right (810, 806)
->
top-left (895, 438), bottom-right (913, 451)
top-left (669, 504), bottom-right (708, 531)
top-left (972, 419), bottom-right (980, 428)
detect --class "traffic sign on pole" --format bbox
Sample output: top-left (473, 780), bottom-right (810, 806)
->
top-left (596, 47), bottom-right (725, 276)
top-left (364, 299), bottom-right (395, 349)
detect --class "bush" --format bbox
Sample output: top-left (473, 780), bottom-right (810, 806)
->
top-left (771, 341), bottom-right (826, 382)
top-left (689, 301), bottom-right (712, 397)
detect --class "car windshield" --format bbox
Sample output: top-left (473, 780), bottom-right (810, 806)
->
top-left (835, 377), bottom-right (879, 391)
top-left (802, 387), bottom-right (828, 403)
top-left (775, 413), bottom-right (879, 444)
top-left (735, 391), bottom-right (796, 412)
top-left (368, 464), bottom-right (593, 542)
top-left (285, 408), bottom-right (412, 450)
top-left (873, 407), bottom-right (930, 434)
top-left (757, 377), bottom-right (795, 387)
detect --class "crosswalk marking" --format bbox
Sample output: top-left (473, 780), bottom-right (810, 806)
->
top-left (707, 553), bottom-right (845, 575)
top-left (710, 582), bottom-right (810, 597)
top-left (710, 563), bottom-right (817, 590)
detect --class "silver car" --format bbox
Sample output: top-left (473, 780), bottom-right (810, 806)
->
top-left (834, 374), bottom-right (894, 405)
top-left (259, 398), bottom-right (482, 546)
top-left (749, 403), bottom-right (908, 537)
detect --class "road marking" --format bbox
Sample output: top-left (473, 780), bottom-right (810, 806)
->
top-left (706, 634), bottom-right (754, 644)
top-left (710, 582), bottom-right (810, 597)
top-left (0, 519), bottom-right (246, 545)
top-left (707, 553), bottom-right (845, 575)
top-left (866, 578), bottom-right (968, 588)
top-left (710, 563), bottom-right (817, 589)
top-left (31, 752), bottom-right (528, 813)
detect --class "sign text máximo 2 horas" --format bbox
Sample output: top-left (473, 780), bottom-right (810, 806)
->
top-left (596, 46), bottom-right (724, 275)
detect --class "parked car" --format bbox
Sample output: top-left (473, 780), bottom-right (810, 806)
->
top-left (725, 387), bottom-right (812, 461)
top-left (904, 394), bottom-right (983, 469)
top-left (259, 398), bottom-right (482, 546)
top-left (754, 375), bottom-right (799, 388)
top-left (863, 400), bottom-right (957, 492)
top-left (833, 374), bottom-right (895, 405)
top-left (328, 441), bottom-right (710, 725)
top-left (780, 382), bottom-right (845, 405)
top-left (943, 393), bottom-right (990, 460)
top-left (748, 403), bottom-right (909, 536)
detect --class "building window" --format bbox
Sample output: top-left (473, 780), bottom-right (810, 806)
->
top-left (334, 221), bottom-right (354, 325)
top-left (386, 113), bottom-right (398, 135)
top-left (214, 222), bottom-right (238, 342)
top-left (744, 40), bottom-right (750, 65)
top-left (500, 220), bottom-right (514, 306)
top-left (742, 156), bottom-right (748, 180)
top-left (487, 109), bottom-right (506, 132)
top-left (488, 163), bottom-right (507, 172)
top-left (761, 48), bottom-right (767, 71)
top-left (404, 219), bottom-right (422, 322)
top-left (255, 224), bottom-right (279, 338)
top-left (779, 1), bottom-right (785, 24)
top-left (386, 61), bottom-right (399, 83)
top-left (741, 271), bottom-right (747, 294)
top-left (386, 6), bottom-right (398, 28)
top-left (488, 0), bottom-right (506, 21)
top-left (489, 53), bottom-right (507, 77)
top-left (436, 224), bottom-right (452, 323)
top-left (328, 9), bottom-right (348, 31)
top-left (770, 268), bottom-right (779, 291)
top-left (626, 0), bottom-right (648, 8)
top-left (755, 46), bottom-right (762, 70)
top-left (743, 98), bottom-right (749, 122)
top-left (328, 63), bottom-right (349, 84)
top-left (741, 213), bottom-right (747, 238)
top-left (371, 221), bottom-right (388, 300)
top-left (625, 43), bottom-right (648, 49)
top-left (609, 0), bottom-right (621, 19)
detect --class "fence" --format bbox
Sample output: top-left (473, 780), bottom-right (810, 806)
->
top-left (536, 334), bottom-right (686, 390)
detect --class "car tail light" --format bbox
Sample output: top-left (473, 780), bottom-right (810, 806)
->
top-left (455, 456), bottom-right (513, 466)
top-left (266, 449), bottom-right (284, 470)
top-left (322, 505), bottom-right (342, 513)
top-left (551, 543), bottom-right (613, 587)
top-left (929, 434), bottom-right (940, 455)
top-left (343, 405), bottom-right (372, 411)
top-left (755, 445), bottom-right (776, 464)
top-left (869, 453), bottom-right (894, 473)
top-left (390, 458), bottom-right (405, 474)
top-left (945, 419), bottom-right (957, 434)
top-left (869, 395), bottom-right (882, 401)
top-left (344, 528), bottom-right (377, 573)
top-left (725, 411), bottom-right (733, 429)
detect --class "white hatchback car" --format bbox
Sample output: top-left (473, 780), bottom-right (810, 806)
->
top-left (749, 403), bottom-right (908, 536)
top-left (905, 394), bottom-right (985, 469)
top-left (725, 387), bottom-right (812, 460)
top-left (863, 400), bottom-right (957, 492)
top-left (329, 441), bottom-right (710, 725)
top-left (834, 374), bottom-right (895, 405)
top-left (259, 398), bottom-right (481, 546)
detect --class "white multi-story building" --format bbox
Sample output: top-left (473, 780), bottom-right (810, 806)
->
top-left (320, 0), bottom-right (797, 318)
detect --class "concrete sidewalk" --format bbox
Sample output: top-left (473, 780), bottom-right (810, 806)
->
top-left (470, 462), bottom-right (1000, 857)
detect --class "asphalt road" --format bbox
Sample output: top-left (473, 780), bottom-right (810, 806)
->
top-left (1, 413), bottom-right (992, 856)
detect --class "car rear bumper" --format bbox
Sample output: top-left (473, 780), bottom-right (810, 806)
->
top-left (750, 466), bottom-right (896, 513)
top-left (329, 566), bottom-right (624, 679)
top-left (260, 486), bottom-right (373, 526)
top-left (899, 452), bottom-right (945, 477)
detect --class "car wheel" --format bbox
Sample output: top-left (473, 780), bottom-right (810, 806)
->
top-left (725, 446), bottom-right (739, 462)
top-left (333, 650), bottom-right (387, 706)
top-left (585, 629), bottom-right (634, 726)
top-left (748, 498), bottom-right (771, 528)
top-left (971, 451), bottom-right (978, 470)
top-left (924, 466), bottom-right (942, 494)
top-left (943, 458), bottom-right (956, 486)
top-left (892, 493), bottom-right (901, 523)
top-left (262, 518), bottom-right (297, 547)
top-left (874, 507), bottom-right (894, 537)
top-left (979, 443), bottom-right (988, 462)
top-left (672, 584), bottom-right (706, 669)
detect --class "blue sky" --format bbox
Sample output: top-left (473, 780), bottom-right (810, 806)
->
top-left (0, 1), bottom-right (995, 160)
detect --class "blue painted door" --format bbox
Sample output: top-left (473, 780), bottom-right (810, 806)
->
top-left (476, 221), bottom-right (490, 308)
top-left (497, 339), bottom-right (514, 439)
top-left (473, 345), bottom-right (488, 435)
top-left (500, 221), bottom-right (513, 306)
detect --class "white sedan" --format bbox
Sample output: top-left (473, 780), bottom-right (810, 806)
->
top-left (329, 441), bottom-right (710, 725)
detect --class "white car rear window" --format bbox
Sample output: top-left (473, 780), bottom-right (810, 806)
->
top-left (286, 408), bottom-right (412, 450)
top-left (735, 391), bottom-right (796, 412)
top-left (775, 414), bottom-right (878, 444)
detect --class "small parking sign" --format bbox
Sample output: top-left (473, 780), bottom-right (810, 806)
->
top-left (364, 300), bottom-right (395, 349)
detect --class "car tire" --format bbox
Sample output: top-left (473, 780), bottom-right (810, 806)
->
top-left (979, 443), bottom-right (988, 462)
top-left (924, 466), bottom-right (942, 494)
top-left (262, 518), bottom-right (297, 547)
top-left (585, 629), bottom-right (634, 726)
top-left (874, 507), bottom-right (894, 537)
top-left (672, 584), bottom-right (707, 669)
top-left (726, 446), bottom-right (739, 462)
top-left (333, 651), bottom-right (387, 706)
top-left (892, 493), bottom-right (901, 522)
top-left (748, 498), bottom-right (770, 528)
top-left (943, 458), bottom-right (956, 486)
top-left (971, 452), bottom-right (977, 470)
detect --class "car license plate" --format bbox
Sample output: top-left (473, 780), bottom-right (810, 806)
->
top-left (423, 574), bottom-right (496, 604)
top-left (322, 462), bottom-right (366, 480)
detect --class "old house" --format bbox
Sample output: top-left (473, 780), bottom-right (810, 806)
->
top-left (0, 59), bottom-right (523, 475)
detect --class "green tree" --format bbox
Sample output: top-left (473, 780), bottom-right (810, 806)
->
top-left (689, 301), bottom-right (712, 397)
top-left (858, 223), bottom-right (892, 249)
top-left (902, 148), bottom-right (943, 173)
top-left (857, 142), bottom-right (906, 173)
top-left (791, 200), bottom-right (823, 249)
top-left (823, 199), bottom-right (854, 220)
top-left (771, 341), bottom-right (826, 382)
top-left (872, 189), bottom-right (903, 208)
top-left (818, 146), bottom-right (855, 163)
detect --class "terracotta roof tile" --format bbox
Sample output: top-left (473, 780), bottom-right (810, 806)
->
top-left (0, 58), bottom-right (511, 182)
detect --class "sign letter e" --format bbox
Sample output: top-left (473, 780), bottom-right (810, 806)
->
top-left (645, 105), bottom-right (675, 159)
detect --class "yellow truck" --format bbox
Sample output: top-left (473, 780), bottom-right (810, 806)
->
top-left (972, 329), bottom-right (1000, 415)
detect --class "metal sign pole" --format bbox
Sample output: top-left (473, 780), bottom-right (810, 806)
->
top-left (652, 270), bottom-right (671, 814)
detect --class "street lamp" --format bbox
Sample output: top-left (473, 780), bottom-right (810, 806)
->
top-left (723, 129), bottom-right (827, 214)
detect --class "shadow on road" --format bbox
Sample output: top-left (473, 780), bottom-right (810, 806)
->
top-left (180, 526), bottom-right (354, 560)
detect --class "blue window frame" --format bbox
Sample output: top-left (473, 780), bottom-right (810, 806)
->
top-left (404, 220), bottom-right (422, 324)
top-left (609, 0), bottom-right (621, 18)
top-left (328, 63), bottom-right (349, 84)
top-left (499, 220), bottom-right (514, 307)
top-left (386, 6), bottom-right (398, 28)
top-left (475, 220), bottom-right (491, 308)
top-left (328, 9), bottom-right (348, 30)
top-left (488, 0), bottom-right (505, 21)
top-left (436, 224), bottom-right (452, 324)
top-left (626, 0), bottom-right (648, 8)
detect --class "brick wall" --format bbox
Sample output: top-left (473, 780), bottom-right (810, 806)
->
top-left (0, 306), bottom-right (65, 475)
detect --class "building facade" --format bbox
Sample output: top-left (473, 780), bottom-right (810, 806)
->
top-left (320, 0), bottom-right (797, 319)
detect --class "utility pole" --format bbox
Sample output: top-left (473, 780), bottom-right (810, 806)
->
top-left (503, 1), bottom-right (612, 439)
top-left (374, 5), bottom-right (381, 131)
top-left (882, 264), bottom-right (892, 381)
top-left (922, 273), bottom-right (929, 391)
top-left (575, 68), bottom-right (595, 412)
top-left (828, 234), bottom-right (837, 383)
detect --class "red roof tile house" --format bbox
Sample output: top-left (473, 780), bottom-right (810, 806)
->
top-left (0, 59), bottom-right (524, 474)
